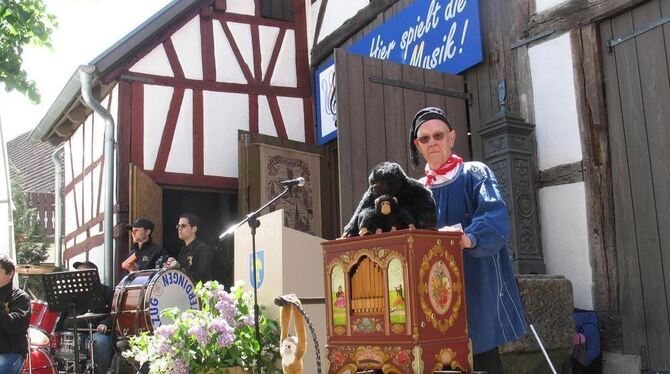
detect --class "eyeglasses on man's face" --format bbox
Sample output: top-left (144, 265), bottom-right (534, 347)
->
top-left (417, 131), bottom-right (449, 144)
top-left (176, 223), bottom-right (191, 229)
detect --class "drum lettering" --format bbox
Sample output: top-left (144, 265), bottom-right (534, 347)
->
top-left (149, 297), bottom-right (161, 326)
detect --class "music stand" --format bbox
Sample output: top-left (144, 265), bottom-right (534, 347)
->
top-left (41, 269), bottom-right (103, 374)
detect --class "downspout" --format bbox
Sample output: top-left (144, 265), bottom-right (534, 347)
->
top-left (79, 65), bottom-right (115, 287)
top-left (52, 147), bottom-right (63, 268)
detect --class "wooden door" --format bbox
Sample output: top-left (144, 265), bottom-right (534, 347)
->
top-left (334, 49), bottom-right (470, 228)
top-left (601, 1), bottom-right (670, 369)
top-left (129, 164), bottom-right (163, 245)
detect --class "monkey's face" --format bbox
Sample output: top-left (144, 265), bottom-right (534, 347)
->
top-left (380, 201), bottom-right (392, 215)
top-left (281, 336), bottom-right (298, 358)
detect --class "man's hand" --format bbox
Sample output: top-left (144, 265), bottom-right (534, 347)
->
top-left (96, 324), bottom-right (107, 334)
top-left (164, 257), bottom-right (180, 269)
top-left (438, 225), bottom-right (472, 249)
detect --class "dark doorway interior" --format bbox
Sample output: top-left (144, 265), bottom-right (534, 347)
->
top-left (162, 189), bottom-right (238, 289)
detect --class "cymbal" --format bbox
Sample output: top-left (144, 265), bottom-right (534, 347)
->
top-left (16, 264), bottom-right (54, 275)
top-left (76, 312), bottom-right (109, 320)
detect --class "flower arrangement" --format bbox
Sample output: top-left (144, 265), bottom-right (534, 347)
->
top-left (123, 281), bottom-right (282, 374)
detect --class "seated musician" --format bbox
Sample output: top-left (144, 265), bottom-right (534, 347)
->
top-left (122, 218), bottom-right (168, 272)
top-left (0, 256), bottom-right (30, 374)
top-left (55, 261), bottom-right (114, 374)
top-left (165, 213), bottom-right (215, 284)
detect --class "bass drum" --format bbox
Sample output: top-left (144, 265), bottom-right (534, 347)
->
top-left (112, 268), bottom-right (200, 339)
top-left (21, 348), bottom-right (57, 374)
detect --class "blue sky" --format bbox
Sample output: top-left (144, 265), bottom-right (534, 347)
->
top-left (0, 0), bottom-right (172, 142)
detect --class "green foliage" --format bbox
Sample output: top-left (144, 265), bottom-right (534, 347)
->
top-left (10, 173), bottom-right (49, 264)
top-left (0, 0), bottom-right (57, 103)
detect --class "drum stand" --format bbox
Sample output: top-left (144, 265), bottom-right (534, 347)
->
top-left (85, 320), bottom-right (96, 374)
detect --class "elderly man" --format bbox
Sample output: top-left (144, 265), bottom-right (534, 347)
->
top-left (409, 107), bottom-right (526, 373)
top-left (0, 256), bottom-right (30, 374)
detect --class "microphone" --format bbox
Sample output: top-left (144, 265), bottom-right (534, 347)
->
top-left (280, 177), bottom-right (305, 188)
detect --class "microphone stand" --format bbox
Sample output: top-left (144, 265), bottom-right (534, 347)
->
top-left (219, 184), bottom-right (296, 372)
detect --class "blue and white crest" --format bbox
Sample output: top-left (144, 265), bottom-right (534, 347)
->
top-left (249, 250), bottom-right (265, 288)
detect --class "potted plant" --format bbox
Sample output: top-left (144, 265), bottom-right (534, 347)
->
top-left (123, 281), bottom-right (281, 374)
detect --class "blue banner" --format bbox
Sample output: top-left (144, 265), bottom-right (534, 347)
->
top-left (348, 0), bottom-right (483, 74)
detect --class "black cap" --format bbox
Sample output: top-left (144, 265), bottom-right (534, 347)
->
top-left (72, 261), bottom-right (97, 270)
top-left (125, 218), bottom-right (155, 231)
top-left (409, 107), bottom-right (452, 168)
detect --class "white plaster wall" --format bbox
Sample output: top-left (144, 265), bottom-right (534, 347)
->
top-left (226, 0), bottom-right (255, 16)
top-left (535, 0), bottom-right (567, 13)
top-left (259, 25), bottom-right (280, 80)
top-left (227, 22), bottom-right (254, 78)
top-left (202, 91), bottom-right (249, 178)
top-left (213, 20), bottom-right (247, 84)
top-left (129, 43), bottom-right (174, 77)
top-left (143, 85), bottom-right (173, 170)
top-left (271, 30), bottom-right (297, 87)
top-left (165, 89), bottom-right (194, 174)
top-left (316, 0), bottom-right (370, 43)
top-left (277, 96), bottom-right (305, 142)
top-left (258, 96), bottom-right (278, 137)
top-left (306, 0), bottom-right (316, 60)
top-left (171, 16), bottom-right (203, 80)
top-left (539, 182), bottom-right (593, 309)
top-left (528, 33), bottom-right (582, 170)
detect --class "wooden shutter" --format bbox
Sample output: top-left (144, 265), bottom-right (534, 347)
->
top-left (129, 164), bottom-right (163, 245)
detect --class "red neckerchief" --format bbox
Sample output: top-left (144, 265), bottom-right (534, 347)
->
top-left (424, 154), bottom-right (464, 187)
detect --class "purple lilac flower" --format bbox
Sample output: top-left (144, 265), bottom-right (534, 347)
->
top-left (208, 318), bottom-right (232, 334)
top-left (157, 341), bottom-right (173, 355)
top-left (188, 324), bottom-right (209, 345)
top-left (215, 291), bottom-right (238, 325)
top-left (173, 358), bottom-right (189, 374)
top-left (238, 314), bottom-right (255, 327)
top-left (216, 331), bottom-right (234, 347)
top-left (155, 325), bottom-right (177, 338)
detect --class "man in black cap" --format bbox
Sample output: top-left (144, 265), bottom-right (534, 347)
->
top-left (0, 255), bottom-right (30, 374)
top-left (122, 218), bottom-right (168, 272)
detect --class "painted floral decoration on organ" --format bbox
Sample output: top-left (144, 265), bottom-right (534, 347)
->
top-left (122, 281), bottom-right (281, 374)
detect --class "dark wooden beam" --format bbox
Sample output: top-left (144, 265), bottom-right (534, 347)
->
top-left (312, 0), bottom-right (329, 47)
top-left (571, 24), bottom-right (619, 315)
top-left (537, 161), bottom-right (584, 188)
top-left (526, 0), bottom-right (647, 38)
top-left (311, 0), bottom-right (400, 67)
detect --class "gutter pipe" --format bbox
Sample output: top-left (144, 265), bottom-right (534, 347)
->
top-left (52, 147), bottom-right (64, 268)
top-left (79, 65), bottom-right (115, 286)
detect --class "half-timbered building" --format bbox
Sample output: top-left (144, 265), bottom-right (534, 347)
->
top-left (32, 0), bottom-right (670, 369)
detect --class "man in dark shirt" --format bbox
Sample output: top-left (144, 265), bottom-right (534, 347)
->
top-left (55, 261), bottom-right (114, 374)
top-left (0, 255), bottom-right (30, 374)
top-left (166, 213), bottom-right (214, 284)
top-left (122, 218), bottom-right (168, 272)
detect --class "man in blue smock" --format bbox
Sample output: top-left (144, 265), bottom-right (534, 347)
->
top-left (409, 107), bottom-right (526, 373)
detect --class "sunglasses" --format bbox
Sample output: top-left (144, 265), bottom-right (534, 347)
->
top-left (176, 224), bottom-right (191, 229)
top-left (416, 131), bottom-right (448, 144)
